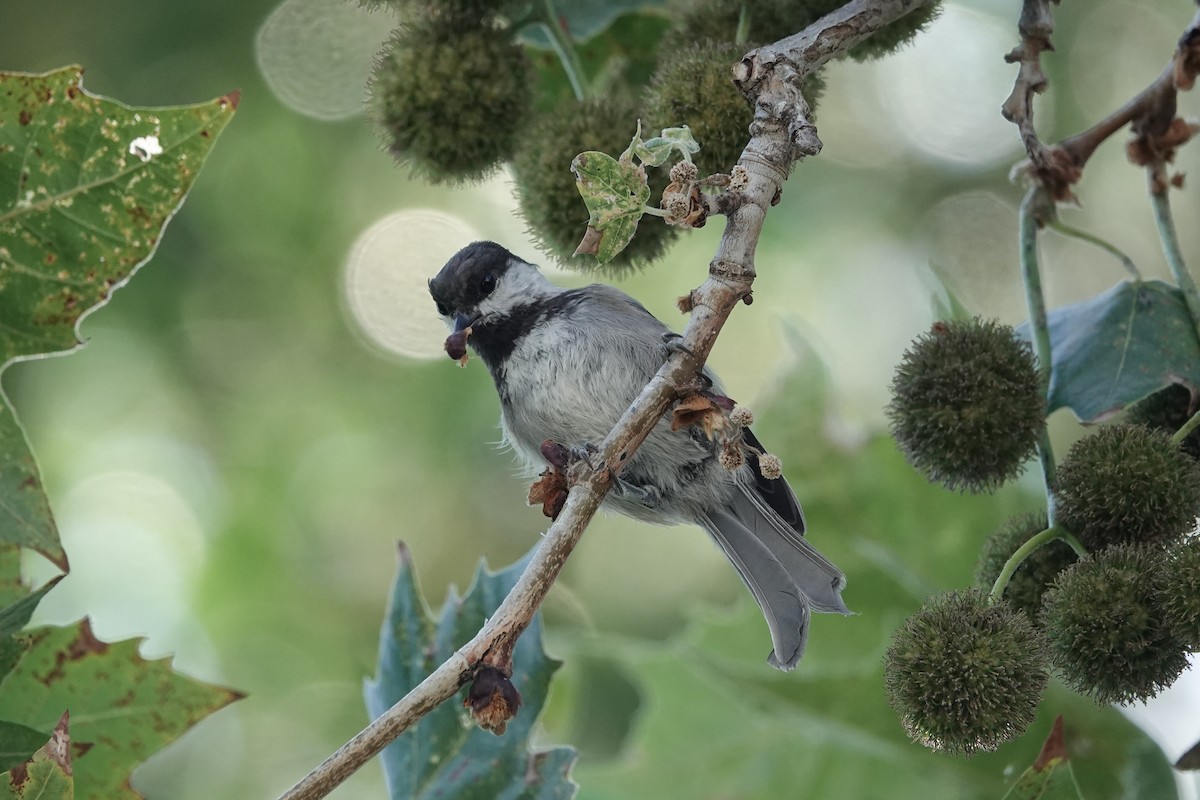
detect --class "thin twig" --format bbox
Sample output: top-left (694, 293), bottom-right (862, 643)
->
top-left (1148, 165), bottom-right (1200, 342)
top-left (1001, 0), bottom-right (1058, 168)
top-left (1047, 219), bottom-right (1141, 280)
top-left (1018, 187), bottom-right (1057, 520)
top-left (274, 2), bottom-right (934, 798)
top-left (540, 0), bottom-right (588, 101)
top-left (991, 525), bottom-right (1060, 601)
top-left (1173, 408), bottom-right (1200, 446)
top-left (1012, 8), bottom-right (1200, 201)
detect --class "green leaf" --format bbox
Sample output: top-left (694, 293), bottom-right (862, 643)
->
top-left (526, 12), bottom-right (670, 115)
top-left (632, 126), bottom-right (700, 168)
top-left (0, 713), bottom-right (71, 800)
top-left (363, 543), bottom-right (577, 800)
top-left (1016, 280), bottom-right (1200, 423)
top-left (0, 66), bottom-right (238, 570)
top-left (0, 575), bottom-right (61, 639)
top-left (571, 150), bottom-right (649, 263)
top-left (520, 0), bottom-right (666, 45)
top-left (0, 619), bottom-right (242, 800)
top-left (0, 720), bottom-right (52, 775)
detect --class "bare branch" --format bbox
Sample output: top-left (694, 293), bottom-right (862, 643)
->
top-left (275, 2), bottom-right (935, 798)
top-left (1011, 7), bottom-right (1200, 202)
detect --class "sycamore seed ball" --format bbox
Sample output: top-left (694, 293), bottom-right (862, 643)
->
top-left (1161, 537), bottom-right (1200, 651)
top-left (884, 590), bottom-right (1050, 755)
top-left (1053, 424), bottom-right (1200, 551)
top-left (370, 17), bottom-right (532, 183)
top-left (1041, 544), bottom-right (1191, 704)
top-left (887, 319), bottom-right (1044, 493)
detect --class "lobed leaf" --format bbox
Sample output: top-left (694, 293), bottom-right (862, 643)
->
top-left (1016, 280), bottom-right (1200, 422)
top-left (363, 543), bottom-right (577, 800)
top-left (0, 619), bottom-right (242, 800)
top-left (0, 66), bottom-right (237, 569)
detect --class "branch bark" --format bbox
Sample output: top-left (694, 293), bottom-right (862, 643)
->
top-left (276, 1), bottom-right (933, 797)
top-left (1010, 6), bottom-right (1200, 202)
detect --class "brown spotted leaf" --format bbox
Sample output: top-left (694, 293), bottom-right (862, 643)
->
top-left (0, 619), bottom-right (241, 800)
top-left (0, 66), bottom-right (237, 569)
top-left (0, 712), bottom-right (71, 800)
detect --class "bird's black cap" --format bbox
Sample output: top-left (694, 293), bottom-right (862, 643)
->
top-left (428, 241), bottom-right (518, 317)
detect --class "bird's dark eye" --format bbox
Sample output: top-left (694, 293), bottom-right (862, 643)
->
top-left (480, 273), bottom-right (497, 295)
top-left (436, 302), bottom-right (449, 317)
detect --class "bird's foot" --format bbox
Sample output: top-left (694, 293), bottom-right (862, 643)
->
top-left (660, 332), bottom-right (695, 360)
top-left (614, 477), bottom-right (662, 509)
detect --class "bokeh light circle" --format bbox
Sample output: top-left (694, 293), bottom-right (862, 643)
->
top-left (870, 3), bottom-right (1034, 168)
top-left (255, 0), bottom-right (395, 121)
top-left (343, 209), bottom-right (481, 360)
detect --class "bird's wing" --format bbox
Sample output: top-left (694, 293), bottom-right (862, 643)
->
top-left (741, 427), bottom-right (806, 535)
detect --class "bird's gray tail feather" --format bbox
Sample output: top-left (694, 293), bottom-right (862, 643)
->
top-left (698, 483), bottom-right (850, 671)
top-left (733, 484), bottom-right (850, 615)
top-left (699, 509), bottom-right (811, 670)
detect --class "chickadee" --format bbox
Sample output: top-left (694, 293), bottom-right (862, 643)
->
top-left (428, 241), bottom-right (849, 670)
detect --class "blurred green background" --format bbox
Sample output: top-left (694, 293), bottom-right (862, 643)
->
top-left (2, 0), bottom-right (1199, 797)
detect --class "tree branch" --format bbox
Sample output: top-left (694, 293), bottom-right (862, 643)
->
top-left (275, 2), bottom-right (933, 797)
top-left (1011, 7), bottom-right (1200, 201)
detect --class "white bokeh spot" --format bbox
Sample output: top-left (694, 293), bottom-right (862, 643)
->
top-left (343, 209), bottom-right (481, 360)
top-left (256, 0), bottom-right (395, 121)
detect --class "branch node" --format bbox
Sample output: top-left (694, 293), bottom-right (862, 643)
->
top-left (710, 258), bottom-right (755, 281)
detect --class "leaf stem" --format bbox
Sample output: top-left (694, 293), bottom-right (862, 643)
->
top-left (1148, 168), bottom-right (1200, 344)
top-left (1047, 219), bottom-right (1141, 280)
top-left (991, 526), bottom-right (1060, 601)
top-left (540, 0), bottom-right (588, 102)
top-left (990, 525), bottom-right (1085, 601)
top-left (1173, 407), bottom-right (1200, 446)
top-left (1019, 187), bottom-right (1058, 520)
top-left (736, 3), bottom-right (752, 46)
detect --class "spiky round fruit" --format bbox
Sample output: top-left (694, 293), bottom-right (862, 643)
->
top-left (369, 17), bottom-right (532, 183)
top-left (511, 96), bottom-right (678, 272)
top-left (1161, 537), bottom-right (1200, 651)
top-left (646, 41), bottom-right (754, 177)
top-left (887, 319), bottom-right (1044, 493)
top-left (1053, 424), bottom-right (1200, 551)
top-left (975, 512), bottom-right (1077, 622)
top-left (884, 590), bottom-right (1050, 755)
top-left (1041, 544), bottom-right (1190, 703)
top-left (1127, 383), bottom-right (1200, 461)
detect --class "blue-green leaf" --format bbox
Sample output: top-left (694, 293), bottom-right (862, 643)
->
top-left (1017, 280), bottom-right (1200, 422)
top-left (364, 543), bottom-right (577, 800)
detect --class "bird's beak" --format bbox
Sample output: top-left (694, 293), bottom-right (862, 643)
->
top-left (453, 312), bottom-right (479, 333)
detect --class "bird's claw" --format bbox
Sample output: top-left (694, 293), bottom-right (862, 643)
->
top-left (660, 332), bottom-right (695, 359)
top-left (568, 442), bottom-right (600, 471)
top-left (615, 477), bottom-right (662, 509)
